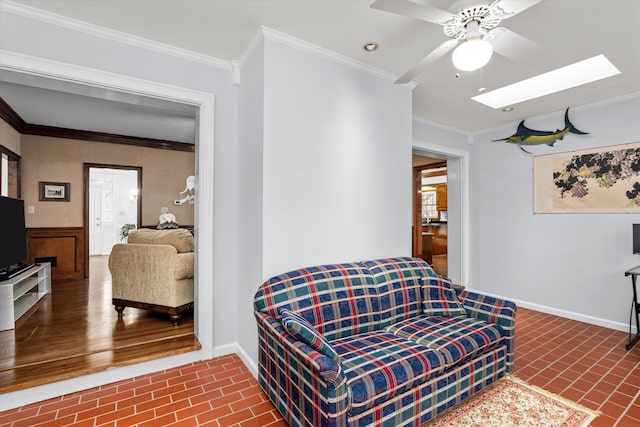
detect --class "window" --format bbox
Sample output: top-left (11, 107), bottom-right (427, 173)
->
top-left (0, 146), bottom-right (20, 198)
top-left (422, 188), bottom-right (437, 219)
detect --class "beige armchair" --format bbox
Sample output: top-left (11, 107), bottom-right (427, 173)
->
top-left (109, 228), bottom-right (194, 325)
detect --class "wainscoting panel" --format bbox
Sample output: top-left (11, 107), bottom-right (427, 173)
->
top-left (26, 228), bottom-right (85, 280)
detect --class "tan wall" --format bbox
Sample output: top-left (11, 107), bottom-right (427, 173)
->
top-left (0, 118), bottom-right (21, 155)
top-left (21, 135), bottom-right (194, 228)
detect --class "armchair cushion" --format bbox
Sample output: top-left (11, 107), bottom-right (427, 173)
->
top-left (127, 228), bottom-right (193, 253)
top-left (422, 275), bottom-right (466, 317)
top-left (281, 309), bottom-right (340, 362)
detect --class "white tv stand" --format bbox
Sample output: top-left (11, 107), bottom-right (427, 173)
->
top-left (0, 263), bottom-right (51, 331)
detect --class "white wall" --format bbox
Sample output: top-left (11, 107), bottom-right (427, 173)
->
top-left (235, 37), bottom-right (413, 365)
top-left (468, 95), bottom-right (640, 330)
top-left (262, 40), bottom-right (413, 277)
top-left (236, 38), bottom-right (265, 369)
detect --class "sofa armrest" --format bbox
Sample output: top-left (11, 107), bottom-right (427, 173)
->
top-left (255, 312), bottom-right (350, 426)
top-left (455, 289), bottom-right (517, 373)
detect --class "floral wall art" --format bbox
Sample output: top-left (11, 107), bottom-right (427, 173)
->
top-left (533, 142), bottom-right (640, 213)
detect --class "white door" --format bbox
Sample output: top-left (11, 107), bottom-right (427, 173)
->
top-left (89, 185), bottom-right (102, 255)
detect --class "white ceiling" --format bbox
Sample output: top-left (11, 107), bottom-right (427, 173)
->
top-left (2, 0), bottom-right (640, 138)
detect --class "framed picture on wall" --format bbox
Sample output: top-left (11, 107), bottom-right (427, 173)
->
top-left (39, 181), bottom-right (70, 201)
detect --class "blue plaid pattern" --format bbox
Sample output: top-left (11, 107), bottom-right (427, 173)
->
top-left (348, 348), bottom-right (507, 426)
top-left (422, 275), bottom-right (467, 317)
top-left (281, 309), bottom-right (341, 362)
top-left (330, 331), bottom-right (445, 415)
top-left (254, 263), bottom-right (380, 340)
top-left (253, 258), bottom-right (517, 426)
top-left (456, 288), bottom-right (517, 373)
top-left (386, 316), bottom-right (504, 369)
top-left (361, 258), bottom-right (435, 328)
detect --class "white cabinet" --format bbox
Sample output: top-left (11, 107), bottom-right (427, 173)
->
top-left (0, 263), bottom-right (51, 331)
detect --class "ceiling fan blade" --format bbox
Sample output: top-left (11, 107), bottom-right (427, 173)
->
top-left (395, 39), bottom-right (458, 84)
top-left (492, 0), bottom-right (544, 17)
top-left (487, 27), bottom-right (545, 63)
top-left (370, 0), bottom-right (457, 25)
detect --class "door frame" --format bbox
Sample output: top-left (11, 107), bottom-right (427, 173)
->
top-left (84, 163), bottom-right (142, 267)
top-left (0, 50), bottom-right (215, 409)
top-left (412, 140), bottom-right (470, 287)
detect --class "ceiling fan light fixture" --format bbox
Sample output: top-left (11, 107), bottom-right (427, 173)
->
top-left (451, 37), bottom-right (493, 71)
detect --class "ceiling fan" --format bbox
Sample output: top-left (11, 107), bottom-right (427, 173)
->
top-left (370, 0), bottom-right (544, 83)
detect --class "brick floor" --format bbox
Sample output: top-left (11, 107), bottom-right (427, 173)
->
top-left (2, 307), bottom-right (639, 426)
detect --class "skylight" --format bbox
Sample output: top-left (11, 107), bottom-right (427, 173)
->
top-left (472, 55), bottom-right (621, 109)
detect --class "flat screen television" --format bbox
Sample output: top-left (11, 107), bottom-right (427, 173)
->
top-left (634, 224), bottom-right (640, 254)
top-left (0, 196), bottom-right (29, 279)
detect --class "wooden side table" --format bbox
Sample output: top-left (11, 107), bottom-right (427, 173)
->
top-left (624, 266), bottom-right (640, 350)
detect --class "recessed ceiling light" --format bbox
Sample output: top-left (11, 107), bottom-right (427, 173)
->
top-left (472, 55), bottom-right (621, 109)
top-left (502, 107), bottom-right (514, 112)
top-left (363, 42), bottom-right (379, 52)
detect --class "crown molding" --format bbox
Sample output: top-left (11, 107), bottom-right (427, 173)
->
top-left (238, 26), bottom-right (415, 88)
top-left (0, 0), bottom-right (232, 71)
top-left (412, 115), bottom-right (471, 138)
top-left (0, 95), bottom-right (26, 131)
top-left (261, 26), bottom-right (403, 85)
top-left (0, 95), bottom-right (194, 152)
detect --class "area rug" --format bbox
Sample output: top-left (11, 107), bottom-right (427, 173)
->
top-left (427, 376), bottom-right (599, 427)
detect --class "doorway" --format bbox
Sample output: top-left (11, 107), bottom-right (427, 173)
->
top-left (84, 164), bottom-right (142, 267)
top-left (412, 143), bottom-right (469, 286)
top-left (413, 156), bottom-right (448, 277)
top-left (88, 167), bottom-right (140, 256)
top-left (1, 50), bottom-right (215, 409)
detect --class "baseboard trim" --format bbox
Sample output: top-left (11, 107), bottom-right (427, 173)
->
top-left (468, 289), bottom-right (637, 334)
top-left (212, 342), bottom-right (258, 379)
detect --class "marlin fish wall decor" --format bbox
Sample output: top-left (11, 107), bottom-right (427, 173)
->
top-left (494, 108), bottom-right (589, 154)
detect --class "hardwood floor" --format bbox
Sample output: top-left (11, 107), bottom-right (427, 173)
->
top-left (430, 254), bottom-right (447, 277)
top-left (0, 256), bottom-right (200, 393)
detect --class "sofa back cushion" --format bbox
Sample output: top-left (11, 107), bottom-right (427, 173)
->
top-left (422, 275), bottom-right (466, 317)
top-left (361, 258), bottom-right (436, 328)
top-left (127, 228), bottom-right (194, 253)
top-left (254, 263), bottom-right (380, 340)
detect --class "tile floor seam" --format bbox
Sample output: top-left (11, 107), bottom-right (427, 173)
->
top-left (613, 388), bottom-right (640, 427)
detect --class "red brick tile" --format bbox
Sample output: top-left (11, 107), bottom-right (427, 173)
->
top-left (239, 411), bottom-right (277, 427)
top-left (115, 408), bottom-right (156, 427)
top-left (95, 407), bottom-right (135, 425)
top-left (216, 408), bottom-right (253, 426)
top-left (230, 393), bottom-right (264, 412)
top-left (138, 412), bottom-right (177, 427)
top-left (175, 401), bottom-right (212, 420)
top-left (154, 398), bottom-right (192, 417)
top-left (37, 395), bottom-right (82, 415)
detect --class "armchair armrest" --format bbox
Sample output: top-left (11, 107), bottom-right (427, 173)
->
top-left (455, 289), bottom-right (517, 373)
top-left (255, 312), bottom-right (350, 426)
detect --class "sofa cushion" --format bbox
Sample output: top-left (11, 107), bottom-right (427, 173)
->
top-left (254, 263), bottom-right (380, 340)
top-left (174, 252), bottom-right (194, 280)
top-left (281, 309), bottom-right (340, 362)
top-left (330, 331), bottom-right (445, 415)
top-left (386, 316), bottom-right (504, 368)
top-left (422, 275), bottom-right (466, 317)
top-left (361, 258), bottom-right (435, 328)
top-left (128, 228), bottom-right (194, 253)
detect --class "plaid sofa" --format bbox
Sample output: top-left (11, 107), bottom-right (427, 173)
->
top-left (253, 257), bottom-right (516, 427)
